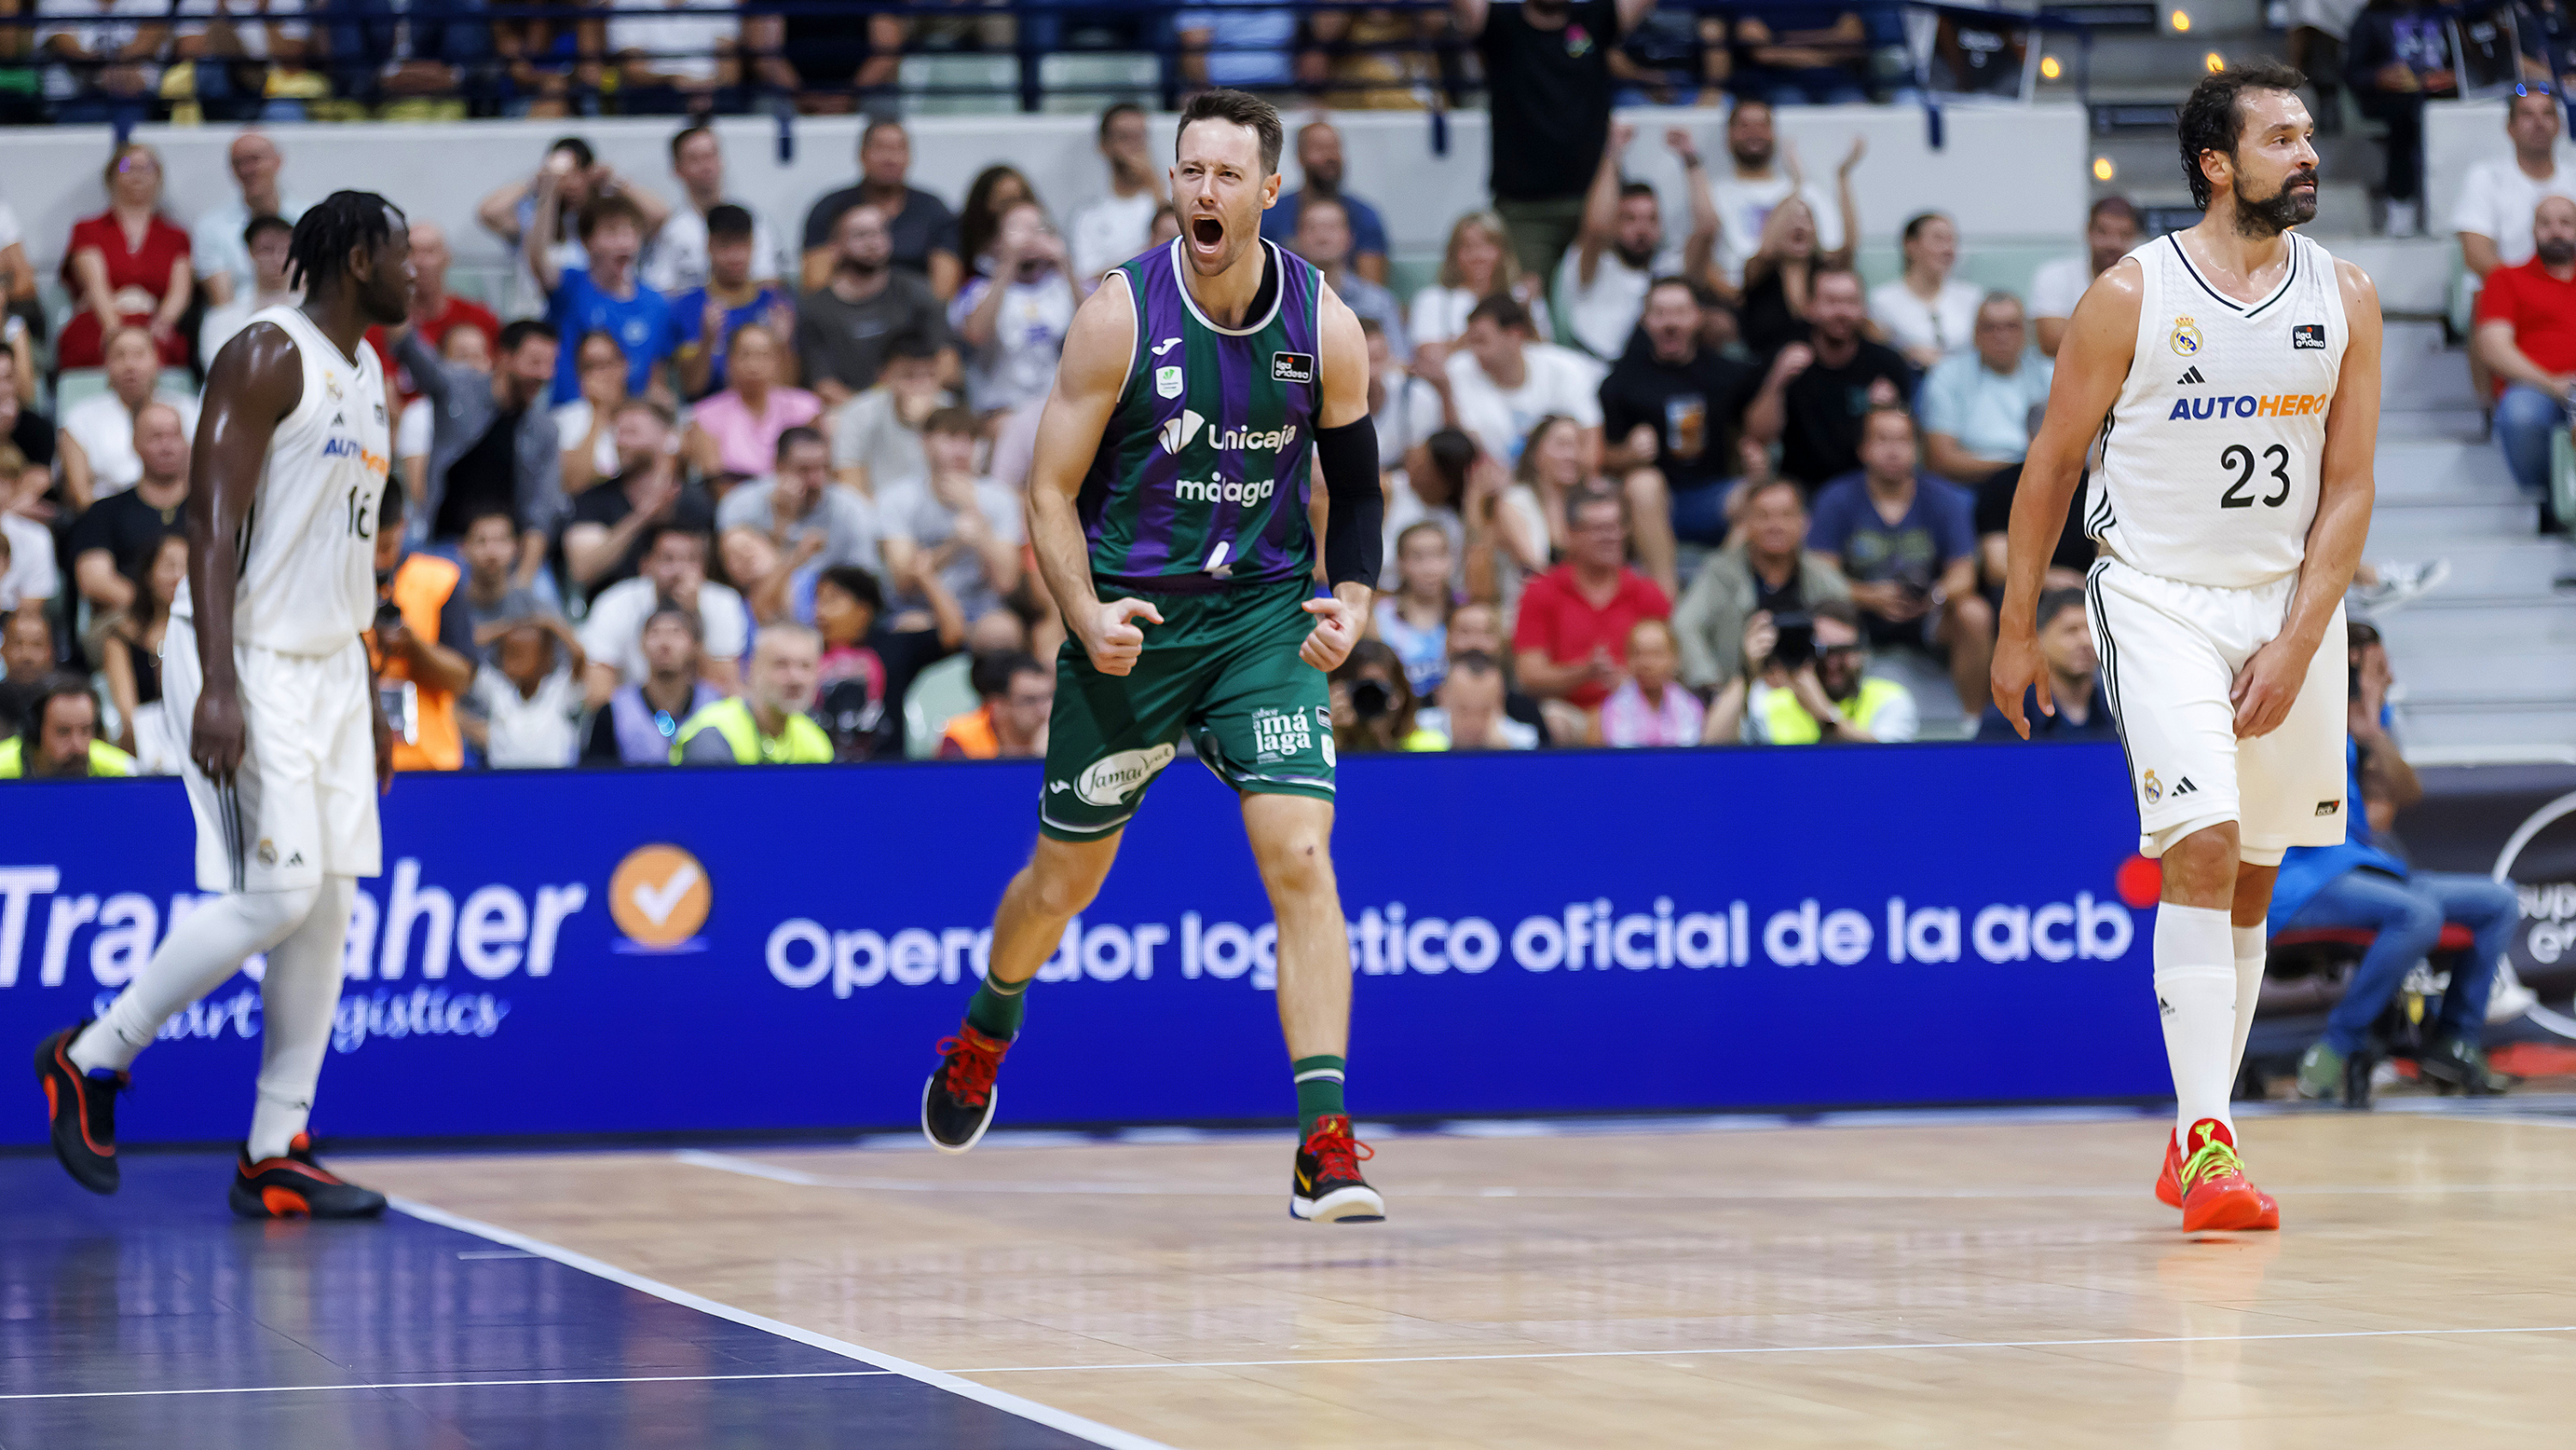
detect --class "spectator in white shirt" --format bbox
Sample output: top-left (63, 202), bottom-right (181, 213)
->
top-left (197, 213), bottom-right (297, 362)
top-left (1868, 211), bottom-right (1980, 367)
top-left (1365, 317), bottom-right (1441, 472)
top-left (579, 523), bottom-right (748, 705)
top-left (58, 325), bottom-right (198, 509)
top-left (553, 329), bottom-right (628, 493)
top-left (2454, 88), bottom-right (2576, 282)
top-left (1426, 294), bottom-right (1605, 469)
top-left (1558, 121), bottom-right (1710, 362)
top-left (831, 331), bottom-right (952, 496)
top-left (642, 124), bottom-right (785, 295)
top-left (0, 493), bottom-right (57, 616)
top-left (36, 0), bottom-right (169, 123)
top-left (949, 199), bottom-right (1078, 416)
top-left (1708, 99), bottom-right (1847, 289)
top-left (1416, 650), bottom-right (1540, 750)
top-left (466, 615), bottom-right (587, 768)
top-left (1066, 102), bottom-right (1166, 289)
top-left (1407, 209), bottom-right (1552, 375)
top-left (2026, 196), bottom-right (2141, 359)
top-left (188, 130), bottom-right (305, 307)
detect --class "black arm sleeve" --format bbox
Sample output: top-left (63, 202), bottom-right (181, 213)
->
top-left (1315, 417), bottom-right (1383, 590)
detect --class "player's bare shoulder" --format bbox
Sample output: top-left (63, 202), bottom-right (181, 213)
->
top-left (2066, 255), bottom-right (2148, 359)
top-left (204, 317), bottom-right (306, 415)
top-left (1054, 267), bottom-right (1142, 397)
top-left (2332, 256), bottom-right (2382, 340)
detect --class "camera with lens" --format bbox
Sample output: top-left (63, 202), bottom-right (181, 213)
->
top-left (1350, 676), bottom-right (1392, 721)
top-left (1769, 611), bottom-right (1815, 669)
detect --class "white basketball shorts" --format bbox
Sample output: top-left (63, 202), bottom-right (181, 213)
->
top-left (2085, 555), bottom-right (2348, 867)
top-left (159, 628), bottom-right (382, 894)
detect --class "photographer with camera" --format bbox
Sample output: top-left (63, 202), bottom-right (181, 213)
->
top-left (1333, 640), bottom-right (1442, 755)
top-left (366, 478), bottom-right (478, 774)
top-left (1705, 597), bottom-right (1916, 744)
top-left (1672, 476), bottom-right (1851, 690)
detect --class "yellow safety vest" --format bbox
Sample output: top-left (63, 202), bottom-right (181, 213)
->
top-left (0, 736), bottom-right (137, 778)
top-left (671, 696), bottom-right (833, 765)
top-left (1758, 677), bottom-right (1909, 745)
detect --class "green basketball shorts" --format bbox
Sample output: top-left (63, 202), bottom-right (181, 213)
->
top-left (1038, 577), bottom-right (1335, 841)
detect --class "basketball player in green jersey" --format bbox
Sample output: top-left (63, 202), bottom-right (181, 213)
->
top-left (920, 91), bottom-right (1390, 1222)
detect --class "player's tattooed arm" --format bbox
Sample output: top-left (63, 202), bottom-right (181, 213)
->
top-left (185, 321), bottom-right (303, 783)
top-left (1990, 256), bottom-right (2142, 737)
top-left (2233, 259), bottom-right (2381, 739)
top-left (1026, 276), bottom-right (1159, 676)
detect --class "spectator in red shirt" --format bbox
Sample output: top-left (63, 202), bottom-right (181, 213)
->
top-left (58, 143), bottom-right (192, 371)
top-left (1511, 485), bottom-right (1672, 737)
top-left (2471, 193), bottom-right (2576, 528)
top-left (369, 221), bottom-right (501, 413)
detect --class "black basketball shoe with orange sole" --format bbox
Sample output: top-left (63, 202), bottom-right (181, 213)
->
top-left (34, 1022), bottom-right (125, 1195)
top-left (229, 1133), bottom-right (388, 1220)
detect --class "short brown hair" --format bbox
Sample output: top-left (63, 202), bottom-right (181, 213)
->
top-left (578, 193), bottom-right (647, 242)
top-left (924, 405), bottom-right (978, 439)
top-left (1176, 88), bottom-right (1284, 177)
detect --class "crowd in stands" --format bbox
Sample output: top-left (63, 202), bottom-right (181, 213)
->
top-left (7, 0), bottom-right (2507, 780)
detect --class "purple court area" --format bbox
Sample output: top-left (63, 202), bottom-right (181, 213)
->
top-left (0, 1150), bottom-right (1106, 1448)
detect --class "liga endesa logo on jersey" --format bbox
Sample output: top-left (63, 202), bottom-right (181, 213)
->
top-left (2164, 391), bottom-right (2329, 422)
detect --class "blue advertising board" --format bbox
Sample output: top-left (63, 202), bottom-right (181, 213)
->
top-left (0, 743), bottom-right (2170, 1145)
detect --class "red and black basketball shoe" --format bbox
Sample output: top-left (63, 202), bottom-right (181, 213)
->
top-left (228, 1133), bottom-right (388, 1220)
top-left (922, 1024), bottom-right (1012, 1153)
top-left (1291, 1114), bottom-right (1385, 1222)
top-left (34, 1022), bottom-right (125, 1195)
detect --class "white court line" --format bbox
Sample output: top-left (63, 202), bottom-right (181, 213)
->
top-left (672, 1149), bottom-right (2576, 1202)
top-left (0, 1370), bottom-right (894, 1403)
top-left (941, 1323), bottom-right (2576, 1375)
top-left (390, 1198), bottom-right (1176, 1450)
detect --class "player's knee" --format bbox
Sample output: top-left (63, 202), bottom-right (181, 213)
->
top-left (2160, 826), bottom-right (2239, 899)
top-left (1252, 828), bottom-right (1337, 899)
top-left (1020, 848), bottom-right (1111, 920)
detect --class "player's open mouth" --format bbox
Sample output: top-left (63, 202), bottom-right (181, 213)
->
top-left (1191, 215), bottom-right (1224, 252)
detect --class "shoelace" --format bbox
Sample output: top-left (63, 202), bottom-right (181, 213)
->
top-left (2180, 1135), bottom-right (2246, 1192)
top-left (1303, 1119), bottom-right (1375, 1183)
top-left (934, 1034), bottom-right (1005, 1107)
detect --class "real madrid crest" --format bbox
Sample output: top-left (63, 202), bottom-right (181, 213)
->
top-left (2142, 769), bottom-right (2162, 804)
top-left (2167, 317), bottom-right (2202, 358)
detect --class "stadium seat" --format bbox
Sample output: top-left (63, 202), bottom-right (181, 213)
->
top-left (902, 653), bottom-right (982, 758)
top-left (1036, 53), bottom-right (1159, 114)
top-left (2270, 922), bottom-right (2478, 955)
top-left (900, 56), bottom-right (1018, 116)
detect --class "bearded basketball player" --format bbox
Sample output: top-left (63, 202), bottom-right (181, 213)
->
top-left (1994, 64), bottom-right (2381, 1233)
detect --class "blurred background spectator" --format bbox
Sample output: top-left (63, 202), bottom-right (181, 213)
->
top-left (672, 208), bottom-right (797, 400)
top-left (1710, 102), bottom-right (1850, 291)
top-left (1595, 616), bottom-right (1700, 746)
top-left (580, 601), bottom-right (718, 766)
top-left (1734, 142), bottom-right (1861, 358)
top-left (1673, 476), bottom-right (1850, 689)
top-left (1512, 485), bottom-right (1669, 739)
top-left (94, 531), bottom-right (181, 763)
top-left (369, 221), bottom-right (499, 414)
top-left (950, 197), bottom-right (1076, 416)
top-left (69, 399), bottom-right (187, 621)
top-left (562, 400), bottom-right (714, 600)
top-left (1773, 266), bottom-right (1911, 494)
top-left (814, 561), bottom-right (958, 761)
top-left (936, 649), bottom-right (1051, 759)
top-left (796, 203), bottom-right (956, 410)
top-left (397, 317), bottom-right (563, 585)
top-left (528, 182), bottom-right (678, 410)
top-left (1453, 0), bottom-right (1645, 286)
top-left (2343, 0), bottom-right (2456, 236)
top-left (683, 324), bottom-right (820, 484)
top-left (368, 482), bottom-right (477, 774)
top-left (831, 331), bottom-right (950, 496)
top-left (878, 407), bottom-right (1022, 624)
top-left (1707, 596), bottom-right (1916, 743)
top-left (1416, 648), bottom-right (1539, 750)
top-left (1068, 103), bottom-right (1164, 288)
top-left (37, 0), bottom-right (167, 130)
top-left (1600, 274), bottom-right (1766, 550)
top-left (715, 426), bottom-right (881, 572)
top-left (1333, 637), bottom-right (1439, 754)
top-left (2027, 197), bottom-right (2140, 358)
top-left (0, 676), bottom-right (131, 778)
top-left (2472, 193), bottom-right (2576, 531)
top-left (1868, 211), bottom-right (1977, 367)
top-left (58, 143), bottom-right (191, 370)
top-left (191, 130), bottom-right (303, 308)
top-left (60, 326), bottom-right (198, 509)
top-left (800, 121), bottom-right (962, 297)
top-left (467, 615), bottom-right (587, 768)
top-left (1974, 588), bottom-right (2112, 740)
top-left (1373, 520), bottom-right (1453, 698)
top-left (1561, 122), bottom-right (1708, 363)
top-left (581, 524), bottom-right (748, 704)
top-left (199, 213), bottom-right (299, 361)
top-left (645, 127), bottom-right (787, 297)
top-left (674, 624), bottom-right (830, 764)
top-left (1806, 407), bottom-right (1990, 712)
top-left (1728, 0), bottom-right (1869, 105)
top-left (1293, 196), bottom-right (1407, 360)
top-left (1920, 293), bottom-right (2050, 486)
top-left (0, 609), bottom-right (56, 737)
top-left (1263, 119), bottom-right (1391, 285)
top-left (1408, 211), bottom-right (1552, 374)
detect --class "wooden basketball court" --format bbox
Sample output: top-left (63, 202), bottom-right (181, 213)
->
top-left (343, 1102), bottom-right (2576, 1447)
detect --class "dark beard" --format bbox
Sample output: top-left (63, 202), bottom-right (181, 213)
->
top-left (2233, 170), bottom-right (2318, 237)
top-left (1731, 141), bottom-right (1772, 169)
top-left (2542, 239), bottom-right (2576, 267)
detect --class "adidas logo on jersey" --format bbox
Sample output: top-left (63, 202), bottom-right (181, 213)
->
top-left (2171, 776), bottom-right (2198, 797)
top-left (2177, 366), bottom-right (2205, 385)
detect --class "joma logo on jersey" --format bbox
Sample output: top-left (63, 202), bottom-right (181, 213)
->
top-left (2166, 392), bottom-right (2327, 421)
top-left (1173, 475), bottom-right (1278, 505)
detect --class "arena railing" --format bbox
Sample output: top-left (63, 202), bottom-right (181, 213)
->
top-left (0, 1), bottom-right (2099, 124)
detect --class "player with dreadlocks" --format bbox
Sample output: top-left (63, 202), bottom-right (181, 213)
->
top-left (35, 191), bottom-right (414, 1218)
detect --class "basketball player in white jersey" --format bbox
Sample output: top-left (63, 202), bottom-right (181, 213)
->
top-left (35, 192), bottom-right (413, 1218)
top-left (1993, 65), bottom-right (2380, 1233)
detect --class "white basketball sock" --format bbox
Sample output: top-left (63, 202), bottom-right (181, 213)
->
top-left (70, 886), bottom-right (319, 1076)
top-left (248, 876), bottom-right (357, 1162)
top-left (2230, 924), bottom-right (2268, 1083)
top-left (2154, 904), bottom-right (2239, 1142)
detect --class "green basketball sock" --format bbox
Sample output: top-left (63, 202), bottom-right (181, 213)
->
top-left (965, 974), bottom-right (1030, 1040)
top-left (1292, 1055), bottom-right (1346, 1138)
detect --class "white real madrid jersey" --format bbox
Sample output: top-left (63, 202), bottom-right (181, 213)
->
top-left (2087, 232), bottom-right (2347, 590)
top-left (175, 306), bottom-right (392, 657)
